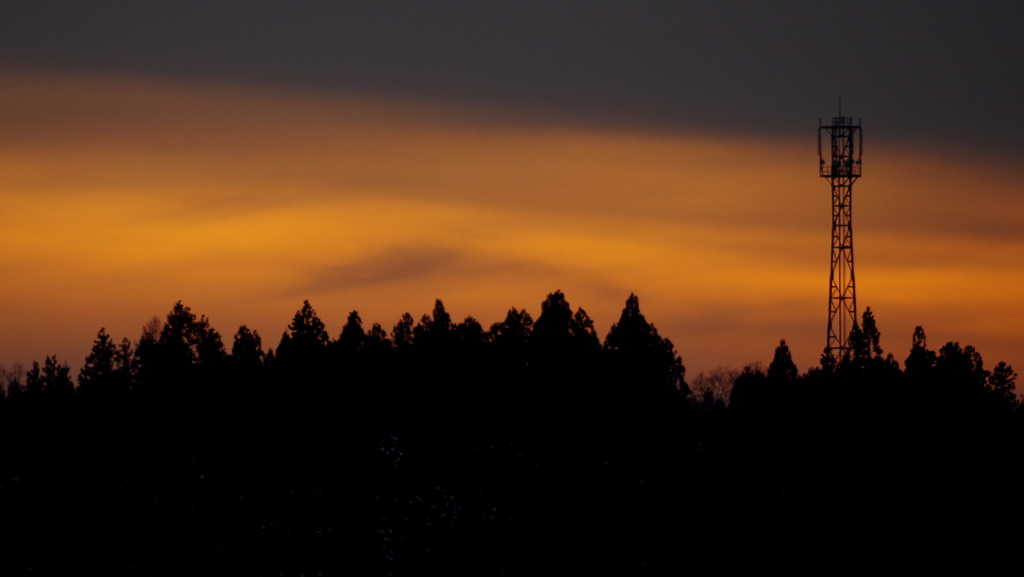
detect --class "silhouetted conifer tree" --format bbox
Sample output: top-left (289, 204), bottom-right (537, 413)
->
top-left (845, 323), bottom-right (867, 369)
top-left (228, 324), bottom-right (265, 401)
top-left (335, 310), bottom-right (365, 358)
top-left (26, 355), bottom-right (74, 400)
top-left (567, 306), bottom-right (602, 404)
top-left (986, 361), bottom-right (1018, 409)
top-left (904, 326), bottom-right (936, 378)
top-left (452, 316), bottom-right (490, 405)
top-left (933, 342), bottom-right (992, 416)
top-left (391, 312), bottom-right (415, 353)
top-left (77, 332), bottom-right (131, 404)
top-left (275, 300), bottom-right (330, 378)
top-left (526, 291), bottom-right (584, 431)
top-left (230, 325), bottom-right (264, 372)
top-left (845, 307), bottom-right (899, 375)
top-left (156, 301), bottom-right (201, 375)
top-left (454, 316), bottom-right (488, 357)
top-left (861, 307), bottom-right (883, 358)
top-left (284, 300), bottom-right (330, 346)
top-left (194, 317), bottom-right (226, 376)
top-left (490, 308), bottom-right (532, 351)
top-left (144, 302), bottom-right (226, 395)
top-left (115, 338), bottom-right (133, 390)
top-left (604, 293), bottom-right (687, 398)
top-left (531, 290), bottom-right (574, 366)
top-left (132, 315), bottom-right (162, 391)
top-left (936, 342), bottom-right (988, 391)
top-left (364, 323), bottom-right (392, 355)
top-left (489, 307), bottom-right (533, 379)
top-left (570, 307), bottom-right (601, 355)
top-left (767, 339), bottom-right (798, 383)
top-left (79, 328), bottom-right (118, 400)
top-left (414, 299), bottom-right (454, 352)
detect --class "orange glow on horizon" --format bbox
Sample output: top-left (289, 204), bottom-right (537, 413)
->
top-left (2, 69), bottom-right (1022, 379)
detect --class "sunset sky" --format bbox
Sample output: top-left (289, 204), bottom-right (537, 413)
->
top-left (2, 2), bottom-right (1022, 379)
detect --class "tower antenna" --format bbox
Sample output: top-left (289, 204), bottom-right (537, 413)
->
top-left (818, 112), bottom-right (862, 360)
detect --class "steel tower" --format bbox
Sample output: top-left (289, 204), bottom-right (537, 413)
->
top-left (819, 114), bottom-right (862, 359)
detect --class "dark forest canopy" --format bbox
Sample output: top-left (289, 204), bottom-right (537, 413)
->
top-left (0, 294), bottom-right (1015, 410)
top-left (0, 292), bottom-right (1020, 574)
top-left (1, 291), bottom-right (692, 404)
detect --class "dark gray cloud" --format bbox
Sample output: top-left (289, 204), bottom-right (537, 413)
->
top-left (3, 1), bottom-right (1022, 156)
top-left (293, 244), bottom-right (612, 298)
top-left (303, 246), bottom-right (474, 293)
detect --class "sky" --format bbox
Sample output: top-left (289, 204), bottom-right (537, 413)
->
top-left (1, 1), bottom-right (1022, 380)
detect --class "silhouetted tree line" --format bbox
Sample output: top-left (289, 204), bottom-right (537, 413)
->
top-left (0, 294), bottom-right (1019, 575)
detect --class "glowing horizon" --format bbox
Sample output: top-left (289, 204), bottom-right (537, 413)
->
top-left (2, 69), bottom-right (1022, 380)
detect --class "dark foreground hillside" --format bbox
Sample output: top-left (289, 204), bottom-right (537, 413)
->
top-left (1, 295), bottom-right (1020, 575)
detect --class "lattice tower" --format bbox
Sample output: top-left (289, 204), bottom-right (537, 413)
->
top-left (819, 115), bottom-right (862, 359)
